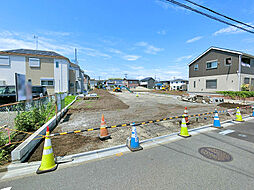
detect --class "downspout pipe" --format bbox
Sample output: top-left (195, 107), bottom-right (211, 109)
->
top-left (238, 54), bottom-right (242, 91)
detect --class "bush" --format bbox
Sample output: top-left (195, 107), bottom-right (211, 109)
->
top-left (14, 108), bottom-right (44, 132)
top-left (216, 91), bottom-right (254, 98)
top-left (14, 101), bottom-right (55, 132)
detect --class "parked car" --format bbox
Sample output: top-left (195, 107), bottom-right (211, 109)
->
top-left (0, 85), bottom-right (48, 105)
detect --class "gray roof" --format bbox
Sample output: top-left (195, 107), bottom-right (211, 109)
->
top-left (189, 46), bottom-right (254, 66)
top-left (140, 77), bottom-right (155, 82)
top-left (2, 49), bottom-right (64, 57)
top-left (170, 79), bottom-right (188, 82)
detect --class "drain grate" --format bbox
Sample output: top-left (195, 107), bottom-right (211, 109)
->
top-left (198, 147), bottom-right (233, 162)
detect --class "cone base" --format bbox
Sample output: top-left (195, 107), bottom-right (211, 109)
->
top-left (99, 134), bottom-right (111, 140)
top-left (36, 164), bottom-right (58, 174)
top-left (178, 134), bottom-right (191, 138)
top-left (213, 126), bottom-right (223, 128)
top-left (127, 144), bottom-right (143, 152)
top-left (234, 119), bottom-right (245, 122)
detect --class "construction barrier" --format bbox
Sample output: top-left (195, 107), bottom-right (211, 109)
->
top-left (0, 105), bottom-right (252, 149)
top-left (46, 105), bottom-right (251, 137)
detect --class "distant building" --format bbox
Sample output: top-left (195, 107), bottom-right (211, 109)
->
top-left (170, 79), bottom-right (188, 91)
top-left (0, 49), bottom-right (85, 95)
top-left (106, 78), bottom-right (123, 87)
top-left (189, 47), bottom-right (254, 92)
top-left (140, 77), bottom-right (155, 89)
top-left (83, 74), bottom-right (90, 91)
top-left (90, 79), bottom-right (98, 89)
top-left (123, 79), bottom-right (139, 88)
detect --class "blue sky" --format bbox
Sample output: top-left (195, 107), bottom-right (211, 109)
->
top-left (0, 0), bottom-right (254, 80)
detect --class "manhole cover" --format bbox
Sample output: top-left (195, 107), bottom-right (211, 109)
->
top-left (198, 147), bottom-right (233, 162)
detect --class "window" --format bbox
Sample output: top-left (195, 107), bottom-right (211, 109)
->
top-left (225, 57), bottom-right (232, 66)
top-left (241, 58), bottom-right (251, 67)
top-left (194, 81), bottom-right (196, 88)
top-left (194, 64), bottom-right (198, 71)
top-left (56, 61), bottom-right (59, 68)
top-left (244, 77), bottom-right (250, 84)
top-left (0, 56), bottom-right (10, 66)
top-left (206, 79), bottom-right (217, 89)
top-left (41, 79), bottom-right (54, 86)
top-left (29, 58), bottom-right (40, 67)
top-left (206, 60), bottom-right (218, 69)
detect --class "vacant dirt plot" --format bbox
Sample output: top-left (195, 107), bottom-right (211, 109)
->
top-left (28, 90), bottom-right (252, 161)
top-left (69, 89), bottom-right (129, 113)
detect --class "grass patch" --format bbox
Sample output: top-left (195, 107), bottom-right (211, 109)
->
top-left (64, 95), bottom-right (76, 106)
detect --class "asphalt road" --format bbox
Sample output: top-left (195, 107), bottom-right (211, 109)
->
top-left (1, 120), bottom-right (254, 190)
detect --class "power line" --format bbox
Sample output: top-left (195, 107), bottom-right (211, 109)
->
top-left (183, 0), bottom-right (254, 30)
top-left (163, 0), bottom-right (254, 34)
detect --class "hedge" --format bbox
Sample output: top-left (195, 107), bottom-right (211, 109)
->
top-left (216, 91), bottom-right (254, 98)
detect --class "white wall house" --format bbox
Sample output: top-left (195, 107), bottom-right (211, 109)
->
top-left (0, 55), bottom-right (26, 85)
top-left (170, 79), bottom-right (188, 91)
top-left (0, 49), bottom-right (85, 95)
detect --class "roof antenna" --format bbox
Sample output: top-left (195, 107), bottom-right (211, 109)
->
top-left (34, 35), bottom-right (38, 50)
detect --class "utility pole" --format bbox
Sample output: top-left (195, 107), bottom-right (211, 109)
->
top-left (34, 35), bottom-right (38, 50)
top-left (74, 48), bottom-right (78, 65)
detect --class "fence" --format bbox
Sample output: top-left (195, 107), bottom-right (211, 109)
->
top-left (0, 93), bottom-right (69, 163)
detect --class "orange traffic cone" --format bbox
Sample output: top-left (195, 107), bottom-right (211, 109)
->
top-left (99, 114), bottom-right (111, 140)
top-left (184, 107), bottom-right (190, 125)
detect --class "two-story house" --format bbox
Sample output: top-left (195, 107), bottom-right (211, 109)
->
top-left (189, 47), bottom-right (254, 93)
top-left (0, 49), bottom-right (84, 95)
top-left (170, 79), bottom-right (188, 91)
top-left (123, 79), bottom-right (139, 89)
top-left (140, 77), bottom-right (155, 89)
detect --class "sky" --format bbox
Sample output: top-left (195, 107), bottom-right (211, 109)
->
top-left (0, 0), bottom-right (254, 80)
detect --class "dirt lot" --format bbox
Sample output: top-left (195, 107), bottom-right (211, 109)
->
top-left (28, 89), bottom-right (252, 162)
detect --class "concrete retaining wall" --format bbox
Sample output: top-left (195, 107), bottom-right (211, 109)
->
top-left (11, 96), bottom-right (77, 163)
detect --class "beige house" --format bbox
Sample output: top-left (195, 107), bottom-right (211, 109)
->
top-left (0, 49), bottom-right (86, 95)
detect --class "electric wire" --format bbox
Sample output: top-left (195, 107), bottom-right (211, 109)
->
top-left (163, 0), bottom-right (254, 34)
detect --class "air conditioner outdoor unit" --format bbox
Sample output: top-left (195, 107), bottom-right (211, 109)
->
top-left (0, 80), bottom-right (6, 86)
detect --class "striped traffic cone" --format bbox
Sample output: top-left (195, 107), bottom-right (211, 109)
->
top-left (213, 110), bottom-right (222, 128)
top-left (184, 107), bottom-right (190, 125)
top-left (235, 107), bottom-right (244, 122)
top-left (252, 106), bottom-right (254, 117)
top-left (99, 114), bottom-right (111, 140)
top-left (126, 123), bottom-right (143, 152)
top-left (36, 126), bottom-right (57, 174)
top-left (178, 115), bottom-right (191, 138)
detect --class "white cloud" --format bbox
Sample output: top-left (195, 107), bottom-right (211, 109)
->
top-left (186, 36), bottom-right (203, 43)
top-left (135, 41), bottom-right (163, 55)
top-left (107, 48), bottom-right (123, 54)
top-left (213, 24), bottom-right (251, 36)
top-left (157, 30), bottom-right (167, 35)
top-left (81, 47), bottom-right (111, 59)
top-left (128, 65), bottom-right (144, 70)
top-left (122, 55), bottom-right (141, 61)
top-left (39, 31), bottom-right (70, 37)
top-left (176, 55), bottom-right (192, 62)
top-left (0, 30), bottom-right (112, 60)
